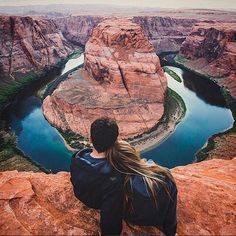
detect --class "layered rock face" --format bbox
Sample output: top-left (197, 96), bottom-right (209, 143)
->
top-left (0, 16), bottom-right (73, 79)
top-left (199, 132), bottom-right (236, 161)
top-left (179, 22), bottom-right (236, 99)
top-left (84, 18), bottom-right (167, 100)
top-left (54, 16), bottom-right (103, 46)
top-left (133, 16), bottom-right (197, 53)
top-left (54, 15), bottom-right (196, 53)
top-left (0, 157), bottom-right (235, 235)
top-left (43, 18), bottom-right (167, 138)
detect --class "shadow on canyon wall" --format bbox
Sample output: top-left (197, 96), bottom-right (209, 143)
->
top-left (182, 70), bottom-right (227, 108)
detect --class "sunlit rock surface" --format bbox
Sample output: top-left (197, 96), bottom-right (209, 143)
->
top-left (178, 22), bottom-right (236, 99)
top-left (0, 15), bottom-right (73, 79)
top-left (132, 16), bottom-right (197, 53)
top-left (0, 157), bottom-right (235, 235)
top-left (43, 18), bottom-right (167, 138)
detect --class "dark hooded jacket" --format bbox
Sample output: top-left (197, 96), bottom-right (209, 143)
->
top-left (70, 148), bottom-right (177, 236)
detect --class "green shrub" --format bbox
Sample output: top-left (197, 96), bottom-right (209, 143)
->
top-left (163, 66), bottom-right (182, 82)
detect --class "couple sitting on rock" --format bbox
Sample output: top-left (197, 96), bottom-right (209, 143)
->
top-left (70, 117), bottom-right (177, 236)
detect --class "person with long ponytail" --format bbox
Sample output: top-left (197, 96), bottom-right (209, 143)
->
top-left (70, 117), bottom-right (177, 236)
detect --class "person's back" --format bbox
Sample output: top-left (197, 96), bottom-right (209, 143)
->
top-left (70, 148), bottom-right (124, 234)
top-left (70, 117), bottom-right (177, 236)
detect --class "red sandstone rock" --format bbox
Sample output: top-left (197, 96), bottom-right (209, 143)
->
top-left (55, 14), bottom-right (234, 54)
top-left (179, 21), bottom-right (236, 99)
top-left (0, 157), bottom-right (235, 235)
top-left (43, 18), bottom-right (167, 138)
top-left (132, 16), bottom-right (197, 53)
top-left (54, 15), bottom-right (196, 53)
top-left (54, 16), bottom-right (103, 46)
top-left (201, 133), bottom-right (236, 160)
top-left (0, 15), bottom-right (73, 79)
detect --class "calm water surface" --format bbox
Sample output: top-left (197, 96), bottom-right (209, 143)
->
top-left (141, 67), bottom-right (234, 167)
top-left (6, 56), bottom-right (234, 172)
top-left (8, 55), bottom-right (84, 172)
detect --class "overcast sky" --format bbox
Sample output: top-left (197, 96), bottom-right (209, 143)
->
top-left (0, 0), bottom-right (236, 9)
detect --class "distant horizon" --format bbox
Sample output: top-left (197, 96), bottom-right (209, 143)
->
top-left (0, 0), bottom-right (236, 10)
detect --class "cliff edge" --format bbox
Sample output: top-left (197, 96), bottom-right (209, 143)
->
top-left (178, 21), bottom-right (236, 99)
top-left (0, 15), bottom-right (73, 80)
top-left (0, 157), bottom-right (235, 235)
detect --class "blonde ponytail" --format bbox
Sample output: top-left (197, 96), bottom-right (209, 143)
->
top-left (105, 140), bottom-right (174, 213)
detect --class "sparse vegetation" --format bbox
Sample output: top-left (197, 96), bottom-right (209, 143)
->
top-left (59, 129), bottom-right (90, 150)
top-left (163, 53), bottom-right (236, 162)
top-left (0, 59), bottom-right (67, 112)
top-left (42, 64), bottom-right (83, 99)
top-left (0, 129), bottom-right (49, 172)
top-left (196, 84), bottom-right (236, 161)
top-left (0, 52), bottom-right (80, 172)
top-left (165, 88), bottom-right (186, 120)
top-left (126, 87), bottom-right (186, 143)
top-left (163, 66), bottom-right (182, 83)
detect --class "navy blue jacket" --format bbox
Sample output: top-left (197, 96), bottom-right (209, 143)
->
top-left (70, 148), bottom-right (177, 236)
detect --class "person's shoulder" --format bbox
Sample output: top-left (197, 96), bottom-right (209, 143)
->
top-left (70, 148), bottom-right (93, 173)
top-left (72, 148), bottom-right (93, 160)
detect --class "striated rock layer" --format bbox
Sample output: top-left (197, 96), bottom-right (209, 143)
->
top-left (198, 132), bottom-right (236, 161)
top-left (0, 15), bottom-right (73, 80)
top-left (0, 157), bottom-right (235, 235)
top-left (132, 16), bottom-right (197, 53)
top-left (178, 21), bottom-right (236, 99)
top-left (55, 15), bottom-right (197, 53)
top-left (54, 16), bottom-right (103, 46)
top-left (43, 18), bottom-right (167, 138)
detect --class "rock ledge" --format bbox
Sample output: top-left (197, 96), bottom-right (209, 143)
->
top-left (0, 157), bottom-right (235, 235)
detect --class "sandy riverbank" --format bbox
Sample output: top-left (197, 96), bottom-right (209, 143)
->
top-left (129, 89), bottom-right (186, 152)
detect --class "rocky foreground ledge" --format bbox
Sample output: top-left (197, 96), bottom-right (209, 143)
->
top-left (0, 158), bottom-right (235, 235)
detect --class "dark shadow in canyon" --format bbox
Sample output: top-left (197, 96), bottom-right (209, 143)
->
top-left (159, 54), bottom-right (227, 108)
top-left (181, 70), bottom-right (227, 108)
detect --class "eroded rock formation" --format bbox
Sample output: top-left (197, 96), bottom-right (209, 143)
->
top-left (178, 21), bottom-right (236, 99)
top-left (54, 15), bottom-right (197, 53)
top-left (0, 157), bottom-right (235, 235)
top-left (197, 132), bottom-right (236, 161)
top-left (132, 16), bottom-right (197, 53)
top-left (43, 18), bottom-right (167, 138)
top-left (54, 16), bottom-right (103, 46)
top-left (0, 15), bottom-right (73, 79)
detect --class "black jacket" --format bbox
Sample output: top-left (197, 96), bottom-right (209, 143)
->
top-left (70, 148), bottom-right (177, 236)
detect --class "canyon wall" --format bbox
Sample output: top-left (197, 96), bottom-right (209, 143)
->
top-left (0, 157), bottom-right (235, 235)
top-left (1, 14), bottom-right (235, 81)
top-left (178, 21), bottom-right (236, 99)
top-left (54, 15), bottom-right (197, 53)
top-left (132, 16), bottom-right (197, 53)
top-left (0, 15), bottom-right (73, 80)
top-left (54, 16), bottom-right (103, 46)
top-left (43, 18), bottom-right (167, 138)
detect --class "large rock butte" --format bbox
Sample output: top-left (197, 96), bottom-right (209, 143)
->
top-left (0, 157), bottom-right (235, 235)
top-left (178, 21), bottom-right (236, 99)
top-left (55, 15), bottom-right (197, 53)
top-left (43, 18), bottom-right (167, 138)
top-left (54, 11), bottom-right (236, 54)
top-left (0, 15), bottom-right (73, 80)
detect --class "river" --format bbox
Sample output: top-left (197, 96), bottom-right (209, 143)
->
top-left (142, 67), bottom-right (234, 167)
top-left (4, 54), bottom-right (234, 172)
top-left (5, 55), bottom-right (85, 173)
